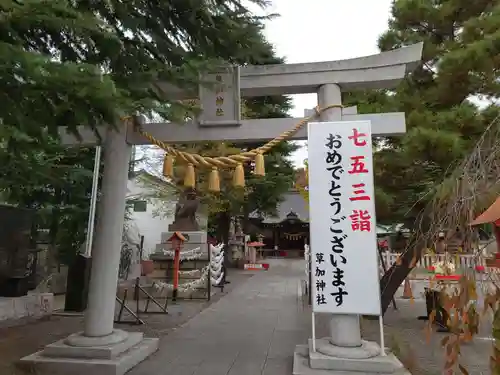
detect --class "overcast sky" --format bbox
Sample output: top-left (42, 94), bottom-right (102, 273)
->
top-left (258, 0), bottom-right (393, 167)
top-left (140, 1), bottom-right (394, 173)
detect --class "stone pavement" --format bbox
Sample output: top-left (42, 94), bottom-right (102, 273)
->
top-left (129, 258), bottom-right (313, 375)
top-left (128, 259), bottom-right (492, 375)
top-left (3, 259), bottom-right (491, 374)
top-left (0, 270), bottom-right (254, 374)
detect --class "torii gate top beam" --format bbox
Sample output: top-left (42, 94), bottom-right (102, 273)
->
top-left (156, 43), bottom-right (423, 98)
top-left (59, 43), bottom-right (423, 146)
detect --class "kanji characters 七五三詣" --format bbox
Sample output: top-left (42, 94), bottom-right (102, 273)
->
top-left (347, 128), bottom-right (373, 234)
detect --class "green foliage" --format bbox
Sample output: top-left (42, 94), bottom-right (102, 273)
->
top-left (243, 142), bottom-right (298, 217)
top-left (1, 0), bottom-right (126, 140)
top-left (345, 0), bottom-right (500, 226)
top-left (0, 135), bottom-right (99, 264)
top-left (138, 22), bottom-right (296, 234)
top-left (0, 0), bottom-right (277, 264)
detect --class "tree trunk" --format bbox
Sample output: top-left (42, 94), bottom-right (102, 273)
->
top-left (380, 238), bottom-right (425, 315)
top-left (48, 188), bottom-right (64, 271)
top-left (215, 212), bottom-right (231, 267)
top-left (242, 205), bottom-right (251, 235)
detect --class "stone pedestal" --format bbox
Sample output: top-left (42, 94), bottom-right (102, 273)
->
top-left (228, 238), bottom-right (244, 263)
top-left (293, 339), bottom-right (409, 375)
top-left (19, 330), bottom-right (159, 375)
top-left (248, 247), bottom-right (257, 264)
top-left (151, 231), bottom-right (210, 299)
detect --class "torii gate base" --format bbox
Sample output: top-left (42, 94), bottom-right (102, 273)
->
top-left (19, 332), bottom-right (158, 375)
top-left (293, 341), bottom-right (409, 375)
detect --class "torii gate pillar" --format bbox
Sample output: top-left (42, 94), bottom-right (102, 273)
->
top-left (293, 93), bottom-right (412, 375)
top-left (20, 126), bottom-right (159, 375)
top-left (317, 83), bottom-right (364, 349)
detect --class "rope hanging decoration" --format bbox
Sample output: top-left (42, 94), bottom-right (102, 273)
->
top-left (127, 104), bottom-right (343, 192)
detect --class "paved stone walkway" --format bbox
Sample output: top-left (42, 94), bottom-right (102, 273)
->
top-left (129, 258), bottom-right (311, 375)
top-left (128, 259), bottom-right (491, 375)
top-left (2, 258), bottom-right (491, 374)
top-left (0, 271), bottom-right (254, 374)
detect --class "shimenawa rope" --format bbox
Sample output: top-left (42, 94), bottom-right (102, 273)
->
top-left (126, 104), bottom-right (344, 191)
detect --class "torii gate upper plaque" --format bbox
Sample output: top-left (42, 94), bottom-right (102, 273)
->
top-left (198, 66), bottom-right (241, 126)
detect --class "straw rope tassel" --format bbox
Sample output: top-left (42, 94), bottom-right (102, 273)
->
top-left (233, 163), bottom-right (245, 187)
top-left (254, 152), bottom-right (265, 176)
top-left (130, 104), bottom-right (343, 181)
top-left (208, 167), bottom-right (220, 192)
top-left (184, 163), bottom-right (196, 188)
top-left (162, 154), bottom-right (174, 178)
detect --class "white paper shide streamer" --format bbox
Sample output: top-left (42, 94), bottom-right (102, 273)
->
top-left (154, 244), bottom-right (225, 293)
top-left (161, 246), bottom-right (205, 260)
top-left (210, 244), bottom-right (225, 286)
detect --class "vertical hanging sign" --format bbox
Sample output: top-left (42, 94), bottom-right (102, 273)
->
top-left (307, 120), bottom-right (381, 316)
top-left (199, 66), bottom-right (241, 126)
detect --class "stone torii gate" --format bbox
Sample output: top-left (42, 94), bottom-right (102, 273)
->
top-left (22, 43), bottom-right (423, 375)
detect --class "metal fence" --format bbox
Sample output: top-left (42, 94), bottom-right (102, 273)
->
top-left (379, 252), bottom-right (485, 270)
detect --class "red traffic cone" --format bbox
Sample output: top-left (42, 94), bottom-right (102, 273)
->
top-left (402, 278), bottom-right (413, 299)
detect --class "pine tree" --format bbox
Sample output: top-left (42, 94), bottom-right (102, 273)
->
top-left (347, 0), bottom-right (500, 313)
top-left (346, 0), bottom-right (500, 227)
top-left (136, 23), bottom-right (297, 251)
top-left (0, 0), bottom-right (277, 265)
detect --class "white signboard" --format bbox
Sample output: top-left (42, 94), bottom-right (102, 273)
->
top-left (308, 121), bottom-right (381, 315)
top-left (199, 66), bottom-right (241, 126)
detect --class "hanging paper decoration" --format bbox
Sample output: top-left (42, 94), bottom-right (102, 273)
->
top-left (153, 244), bottom-right (226, 292)
top-left (210, 244), bottom-right (225, 286)
top-left (282, 232), bottom-right (307, 241)
top-left (154, 268), bottom-right (208, 292)
top-left (160, 246), bottom-right (205, 261)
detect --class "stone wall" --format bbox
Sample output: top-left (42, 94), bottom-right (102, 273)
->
top-left (150, 231), bottom-right (211, 299)
top-left (0, 292), bottom-right (53, 327)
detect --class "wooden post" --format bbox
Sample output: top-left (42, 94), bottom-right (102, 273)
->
top-left (172, 247), bottom-right (180, 302)
top-left (167, 232), bottom-right (186, 302)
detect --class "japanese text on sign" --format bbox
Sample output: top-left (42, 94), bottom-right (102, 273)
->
top-left (199, 67), bottom-right (241, 125)
top-left (215, 74), bottom-right (224, 117)
top-left (307, 121), bottom-right (381, 316)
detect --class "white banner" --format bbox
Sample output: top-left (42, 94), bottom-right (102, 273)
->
top-left (308, 121), bottom-right (381, 315)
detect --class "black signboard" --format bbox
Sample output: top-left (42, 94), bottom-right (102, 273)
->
top-left (0, 204), bottom-right (37, 297)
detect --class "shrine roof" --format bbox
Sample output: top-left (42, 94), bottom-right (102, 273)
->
top-left (250, 191), bottom-right (309, 224)
top-left (470, 196), bottom-right (500, 225)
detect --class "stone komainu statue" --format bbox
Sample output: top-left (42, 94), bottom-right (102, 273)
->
top-left (169, 188), bottom-right (200, 232)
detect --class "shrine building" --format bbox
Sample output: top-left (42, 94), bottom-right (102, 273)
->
top-left (248, 189), bottom-right (309, 258)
